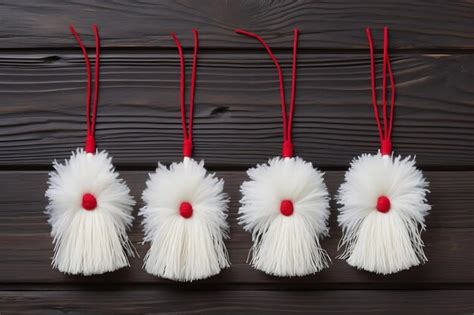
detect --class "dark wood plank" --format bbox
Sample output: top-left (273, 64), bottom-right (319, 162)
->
top-left (0, 0), bottom-right (473, 49)
top-left (3, 228), bottom-right (470, 286)
top-left (0, 171), bottom-right (472, 285)
top-left (0, 52), bottom-right (472, 168)
top-left (1, 290), bottom-right (473, 314)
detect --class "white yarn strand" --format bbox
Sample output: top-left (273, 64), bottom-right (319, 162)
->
top-left (337, 153), bottom-right (431, 275)
top-left (140, 158), bottom-right (230, 282)
top-left (45, 149), bottom-right (135, 275)
top-left (239, 156), bottom-right (330, 277)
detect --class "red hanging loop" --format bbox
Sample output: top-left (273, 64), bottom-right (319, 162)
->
top-left (236, 28), bottom-right (299, 158)
top-left (366, 27), bottom-right (396, 155)
top-left (171, 29), bottom-right (199, 158)
top-left (70, 24), bottom-right (100, 154)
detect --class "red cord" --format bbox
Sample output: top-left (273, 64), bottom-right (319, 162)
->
top-left (288, 28), bottom-right (298, 145)
top-left (171, 30), bottom-right (198, 157)
top-left (366, 27), bottom-right (396, 155)
top-left (236, 28), bottom-right (299, 158)
top-left (70, 24), bottom-right (100, 154)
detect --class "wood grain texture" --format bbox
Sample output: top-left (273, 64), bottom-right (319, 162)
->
top-left (0, 52), bottom-right (472, 168)
top-left (0, 0), bottom-right (473, 49)
top-left (0, 171), bottom-right (472, 285)
top-left (1, 290), bottom-right (473, 314)
top-left (1, 1), bottom-right (472, 312)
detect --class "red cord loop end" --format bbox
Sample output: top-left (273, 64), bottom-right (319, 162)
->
top-left (172, 31), bottom-right (198, 159)
top-left (236, 29), bottom-right (299, 156)
top-left (85, 134), bottom-right (96, 153)
top-left (282, 141), bottom-right (293, 158)
top-left (71, 25), bottom-right (100, 154)
top-left (183, 139), bottom-right (193, 157)
top-left (380, 139), bottom-right (392, 156)
top-left (367, 27), bottom-right (396, 155)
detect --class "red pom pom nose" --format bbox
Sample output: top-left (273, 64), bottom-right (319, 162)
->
top-left (179, 201), bottom-right (193, 219)
top-left (376, 195), bottom-right (391, 213)
top-left (280, 199), bottom-right (294, 216)
top-left (82, 193), bottom-right (97, 211)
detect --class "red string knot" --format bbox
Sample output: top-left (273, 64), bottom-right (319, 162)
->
top-left (179, 201), bottom-right (193, 218)
top-left (282, 141), bottom-right (293, 158)
top-left (85, 134), bottom-right (96, 153)
top-left (380, 139), bottom-right (392, 156)
top-left (183, 139), bottom-right (193, 157)
top-left (82, 193), bottom-right (97, 211)
top-left (280, 199), bottom-right (294, 216)
top-left (376, 195), bottom-right (391, 213)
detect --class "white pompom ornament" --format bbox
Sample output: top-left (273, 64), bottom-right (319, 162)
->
top-left (337, 27), bottom-right (431, 275)
top-left (236, 28), bottom-right (330, 277)
top-left (337, 153), bottom-right (430, 274)
top-left (45, 25), bottom-right (136, 275)
top-left (141, 158), bottom-right (230, 281)
top-left (240, 157), bottom-right (330, 276)
top-left (46, 150), bottom-right (135, 275)
top-left (140, 30), bottom-right (230, 281)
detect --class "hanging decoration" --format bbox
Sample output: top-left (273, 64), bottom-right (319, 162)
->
top-left (140, 29), bottom-right (230, 282)
top-left (236, 29), bottom-right (331, 277)
top-left (336, 27), bottom-right (431, 275)
top-left (45, 25), bottom-right (136, 275)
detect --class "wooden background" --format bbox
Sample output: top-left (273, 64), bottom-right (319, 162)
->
top-left (0, 0), bottom-right (473, 313)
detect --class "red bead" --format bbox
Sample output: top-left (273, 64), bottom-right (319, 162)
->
top-left (82, 193), bottom-right (97, 211)
top-left (376, 195), bottom-right (391, 213)
top-left (179, 201), bottom-right (193, 219)
top-left (280, 199), bottom-right (294, 216)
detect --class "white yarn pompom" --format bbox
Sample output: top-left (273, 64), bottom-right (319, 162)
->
top-left (337, 153), bottom-right (431, 275)
top-left (239, 156), bottom-right (330, 277)
top-left (45, 149), bottom-right (135, 275)
top-left (140, 157), bottom-right (230, 282)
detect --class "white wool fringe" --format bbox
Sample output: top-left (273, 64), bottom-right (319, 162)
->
top-left (45, 149), bottom-right (135, 275)
top-left (140, 157), bottom-right (230, 282)
top-left (337, 153), bottom-right (431, 275)
top-left (239, 156), bottom-right (330, 277)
